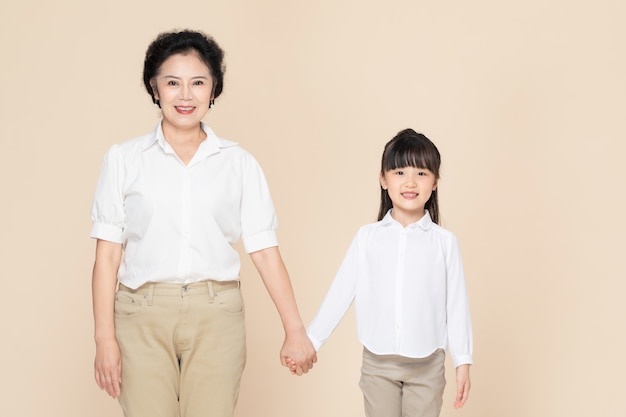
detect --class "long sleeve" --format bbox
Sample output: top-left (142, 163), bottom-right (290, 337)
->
top-left (445, 235), bottom-right (473, 367)
top-left (307, 234), bottom-right (360, 351)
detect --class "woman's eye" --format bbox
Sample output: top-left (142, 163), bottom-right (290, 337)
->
top-left (167, 80), bottom-right (178, 86)
top-left (193, 80), bottom-right (204, 85)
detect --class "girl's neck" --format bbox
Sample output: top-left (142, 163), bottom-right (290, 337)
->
top-left (391, 208), bottom-right (426, 228)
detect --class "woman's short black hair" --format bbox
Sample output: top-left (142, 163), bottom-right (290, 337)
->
top-left (143, 29), bottom-right (225, 106)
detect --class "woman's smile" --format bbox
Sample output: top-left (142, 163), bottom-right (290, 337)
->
top-left (175, 106), bottom-right (196, 114)
top-left (152, 51), bottom-right (214, 131)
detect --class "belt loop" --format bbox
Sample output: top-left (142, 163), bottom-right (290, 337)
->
top-left (207, 281), bottom-right (216, 303)
top-left (147, 283), bottom-right (155, 306)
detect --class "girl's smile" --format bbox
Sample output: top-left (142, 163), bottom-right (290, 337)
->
top-left (380, 166), bottom-right (437, 226)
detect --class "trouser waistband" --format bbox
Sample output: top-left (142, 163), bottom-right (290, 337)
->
top-left (118, 281), bottom-right (240, 302)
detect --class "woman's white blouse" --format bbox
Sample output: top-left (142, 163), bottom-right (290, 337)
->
top-left (307, 211), bottom-right (473, 367)
top-left (90, 122), bottom-right (278, 289)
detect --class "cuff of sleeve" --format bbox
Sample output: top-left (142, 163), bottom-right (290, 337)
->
top-left (90, 222), bottom-right (124, 244)
top-left (243, 230), bottom-right (278, 253)
top-left (306, 332), bottom-right (322, 352)
top-left (452, 354), bottom-right (473, 368)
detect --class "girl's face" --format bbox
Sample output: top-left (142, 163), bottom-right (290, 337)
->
top-left (152, 51), bottom-right (214, 132)
top-left (380, 166), bottom-right (438, 226)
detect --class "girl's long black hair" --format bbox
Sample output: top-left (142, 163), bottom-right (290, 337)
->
top-left (378, 129), bottom-right (442, 224)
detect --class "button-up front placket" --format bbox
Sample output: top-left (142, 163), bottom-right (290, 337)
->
top-left (394, 227), bottom-right (407, 350)
top-left (178, 167), bottom-right (192, 279)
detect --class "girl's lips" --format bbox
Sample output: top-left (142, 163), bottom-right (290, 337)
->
top-left (402, 192), bottom-right (418, 199)
top-left (175, 106), bottom-right (195, 114)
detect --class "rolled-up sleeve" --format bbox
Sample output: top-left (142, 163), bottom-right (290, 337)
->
top-left (90, 145), bottom-right (125, 243)
top-left (239, 153), bottom-right (278, 253)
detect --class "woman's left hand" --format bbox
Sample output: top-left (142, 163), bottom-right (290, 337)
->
top-left (280, 327), bottom-right (317, 375)
top-left (249, 247), bottom-right (318, 376)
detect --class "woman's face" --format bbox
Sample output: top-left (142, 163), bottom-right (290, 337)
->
top-left (152, 51), bottom-right (214, 131)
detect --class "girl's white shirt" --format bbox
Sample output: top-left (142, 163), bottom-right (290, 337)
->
top-left (307, 210), bottom-right (473, 367)
top-left (90, 121), bottom-right (278, 289)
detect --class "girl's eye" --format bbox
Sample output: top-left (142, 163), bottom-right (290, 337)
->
top-left (418, 171), bottom-right (426, 176)
top-left (395, 170), bottom-right (404, 176)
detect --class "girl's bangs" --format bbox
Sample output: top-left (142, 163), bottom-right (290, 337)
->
top-left (383, 140), bottom-right (438, 173)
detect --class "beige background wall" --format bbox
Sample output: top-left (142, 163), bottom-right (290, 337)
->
top-left (1, 1), bottom-right (625, 416)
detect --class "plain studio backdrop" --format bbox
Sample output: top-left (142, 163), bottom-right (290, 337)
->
top-left (1, 1), bottom-right (624, 416)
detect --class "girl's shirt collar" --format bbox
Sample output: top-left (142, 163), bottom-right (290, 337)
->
top-left (380, 209), bottom-right (433, 231)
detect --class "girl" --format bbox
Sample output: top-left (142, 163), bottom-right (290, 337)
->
top-left (90, 30), bottom-right (316, 417)
top-left (298, 129), bottom-right (473, 417)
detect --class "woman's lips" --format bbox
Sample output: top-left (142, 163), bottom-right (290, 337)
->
top-left (175, 106), bottom-right (195, 114)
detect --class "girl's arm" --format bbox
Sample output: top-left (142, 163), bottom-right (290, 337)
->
top-left (306, 233), bottom-right (360, 352)
top-left (445, 235), bottom-right (473, 408)
top-left (249, 246), bottom-right (317, 375)
top-left (445, 235), bottom-right (473, 367)
top-left (454, 364), bottom-right (471, 409)
top-left (92, 239), bottom-right (123, 398)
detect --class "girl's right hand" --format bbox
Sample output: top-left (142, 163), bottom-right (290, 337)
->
top-left (94, 338), bottom-right (122, 398)
top-left (285, 357), bottom-right (298, 375)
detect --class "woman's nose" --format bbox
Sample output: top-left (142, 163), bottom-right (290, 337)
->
top-left (180, 83), bottom-right (192, 99)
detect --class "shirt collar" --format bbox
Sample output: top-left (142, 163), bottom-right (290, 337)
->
top-left (380, 209), bottom-right (433, 231)
top-left (140, 121), bottom-right (238, 159)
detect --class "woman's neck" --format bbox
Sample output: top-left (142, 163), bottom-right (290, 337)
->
top-left (161, 121), bottom-right (207, 165)
top-left (162, 122), bottom-right (206, 146)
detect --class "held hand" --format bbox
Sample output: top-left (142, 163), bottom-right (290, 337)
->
top-left (94, 338), bottom-right (122, 398)
top-left (453, 364), bottom-right (471, 409)
top-left (285, 357), bottom-right (298, 375)
top-left (279, 328), bottom-right (317, 376)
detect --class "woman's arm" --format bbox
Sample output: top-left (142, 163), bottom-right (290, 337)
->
top-left (92, 239), bottom-right (123, 398)
top-left (249, 246), bottom-right (317, 375)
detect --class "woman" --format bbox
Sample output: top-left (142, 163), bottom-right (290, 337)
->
top-left (90, 29), bottom-right (316, 417)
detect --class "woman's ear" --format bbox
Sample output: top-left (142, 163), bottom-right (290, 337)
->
top-left (150, 80), bottom-right (159, 100)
